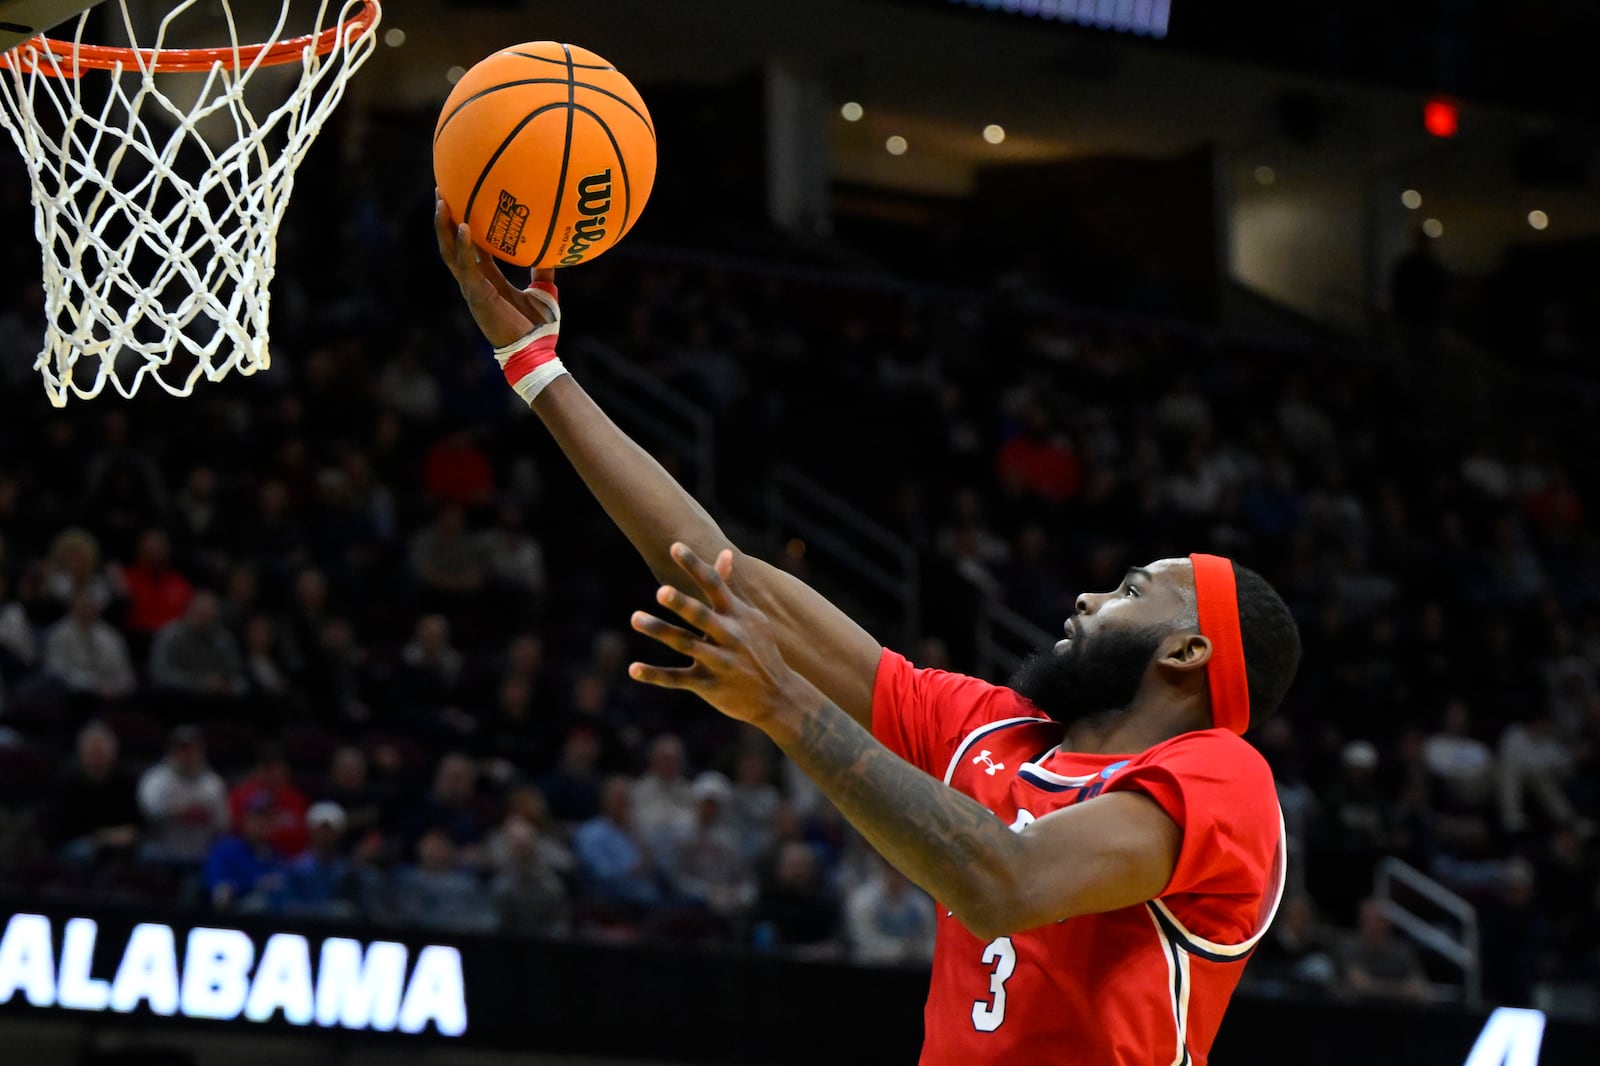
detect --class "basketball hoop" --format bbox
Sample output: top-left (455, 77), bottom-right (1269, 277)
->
top-left (0, 0), bottom-right (382, 405)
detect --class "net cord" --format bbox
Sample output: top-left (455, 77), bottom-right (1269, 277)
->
top-left (0, 0), bottom-right (381, 405)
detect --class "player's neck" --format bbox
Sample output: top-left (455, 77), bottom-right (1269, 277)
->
top-left (1064, 701), bottom-right (1205, 755)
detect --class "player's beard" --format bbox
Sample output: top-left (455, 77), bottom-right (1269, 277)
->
top-left (1007, 623), bottom-right (1166, 728)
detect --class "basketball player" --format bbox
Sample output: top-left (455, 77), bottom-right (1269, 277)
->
top-left (436, 201), bottom-right (1301, 1066)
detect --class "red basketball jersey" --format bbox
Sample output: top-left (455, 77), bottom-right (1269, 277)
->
top-left (871, 649), bottom-right (1285, 1066)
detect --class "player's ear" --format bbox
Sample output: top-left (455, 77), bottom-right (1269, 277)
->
top-left (1157, 633), bottom-right (1211, 676)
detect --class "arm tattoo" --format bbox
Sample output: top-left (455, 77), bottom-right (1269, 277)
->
top-left (778, 696), bottom-right (1021, 920)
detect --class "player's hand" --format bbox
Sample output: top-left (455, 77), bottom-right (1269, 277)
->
top-left (629, 543), bottom-right (811, 730)
top-left (434, 194), bottom-right (556, 349)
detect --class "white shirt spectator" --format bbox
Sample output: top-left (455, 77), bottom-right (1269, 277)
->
top-left (632, 734), bottom-right (696, 840)
top-left (378, 351), bottom-right (440, 422)
top-left (846, 862), bottom-right (937, 966)
top-left (137, 741), bottom-right (230, 862)
top-left (43, 595), bottom-right (137, 698)
top-left (0, 598), bottom-right (35, 667)
top-left (1497, 718), bottom-right (1577, 833)
top-left (1421, 708), bottom-right (1495, 811)
top-left (476, 525), bottom-right (547, 597)
top-left (657, 773), bottom-right (757, 918)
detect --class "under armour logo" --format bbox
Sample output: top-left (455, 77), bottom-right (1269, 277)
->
top-left (972, 750), bottom-right (1005, 776)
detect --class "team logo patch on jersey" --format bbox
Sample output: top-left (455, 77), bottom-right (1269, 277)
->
top-left (972, 750), bottom-right (1005, 776)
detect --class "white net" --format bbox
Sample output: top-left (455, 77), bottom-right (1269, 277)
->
top-left (0, 0), bottom-right (380, 406)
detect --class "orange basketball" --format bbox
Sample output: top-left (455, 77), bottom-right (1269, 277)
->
top-left (433, 42), bottom-right (656, 269)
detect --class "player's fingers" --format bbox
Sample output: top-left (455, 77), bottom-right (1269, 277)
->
top-left (713, 549), bottom-right (757, 607)
top-left (654, 584), bottom-right (737, 647)
top-left (434, 197), bottom-right (462, 267)
top-left (631, 610), bottom-right (703, 657)
top-left (478, 256), bottom-right (526, 306)
top-left (670, 542), bottom-right (740, 614)
top-left (626, 661), bottom-right (702, 692)
top-left (532, 267), bottom-right (556, 285)
top-left (454, 223), bottom-right (486, 283)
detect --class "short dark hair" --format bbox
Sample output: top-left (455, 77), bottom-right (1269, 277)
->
top-left (1233, 563), bottom-right (1302, 727)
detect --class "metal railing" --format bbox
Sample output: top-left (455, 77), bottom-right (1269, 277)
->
top-left (1373, 857), bottom-right (1482, 1007)
top-left (974, 596), bottom-right (1055, 682)
top-left (765, 465), bottom-right (920, 650)
top-left (568, 338), bottom-right (716, 502)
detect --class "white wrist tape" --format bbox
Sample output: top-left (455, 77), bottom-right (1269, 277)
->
top-left (493, 283), bottom-right (567, 405)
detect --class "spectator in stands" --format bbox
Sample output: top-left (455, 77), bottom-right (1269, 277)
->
top-left (1316, 740), bottom-right (1392, 922)
top-left (50, 720), bottom-right (141, 864)
top-left (1248, 893), bottom-right (1338, 998)
top-left (499, 633), bottom-right (552, 700)
top-left (485, 785), bottom-right (573, 878)
top-left (283, 801), bottom-right (360, 920)
top-left (422, 425), bottom-right (496, 508)
top-left (752, 841), bottom-right (843, 959)
top-left (82, 411), bottom-right (168, 546)
top-left (728, 743), bottom-right (784, 863)
top-left (121, 528), bottom-right (194, 643)
top-left (994, 396), bottom-right (1080, 506)
top-left (320, 745), bottom-right (388, 841)
top-left (632, 733), bottom-right (695, 842)
top-left (1480, 858), bottom-right (1551, 1006)
top-left (1498, 709), bottom-right (1582, 835)
top-left (299, 617), bottom-right (370, 730)
top-left (1333, 898), bottom-right (1431, 1004)
top-left (397, 613), bottom-right (466, 717)
top-left (408, 505), bottom-right (484, 603)
top-left (378, 345), bottom-right (441, 423)
top-left (279, 567), bottom-right (329, 671)
top-left (574, 774), bottom-right (664, 913)
top-left (844, 856), bottom-right (937, 967)
top-left (0, 570), bottom-right (37, 675)
top-left (490, 813), bottom-right (571, 938)
top-left (561, 670), bottom-right (635, 772)
top-left (482, 670), bottom-right (543, 766)
top-left (539, 724), bottom-right (605, 826)
top-left (240, 613), bottom-right (296, 710)
top-left (136, 725), bottom-right (229, 864)
top-left (401, 751), bottom-right (489, 859)
top-left (388, 827), bottom-right (498, 933)
top-left (1422, 701), bottom-right (1496, 814)
top-left (1256, 718), bottom-right (1319, 868)
top-left (43, 588), bottom-right (137, 703)
top-left (1542, 623), bottom-right (1596, 740)
top-left (173, 466), bottom-right (222, 556)
top-left (228, 749), bottom-right (310, 858)
top-left (203, 790), bottom-right (289, 913)
top-left (657, 771), bottom-right (756, 930)
top-left (238, 479), bottom-right (308, 584)
top-left (476, 499), bottom-right (547, 611)
top-left (39, 527), bottom-right (122, 617)
top-left (218, 563), bottom-right (260, 637)
top-left (148, 590), bottom-right (247, 699)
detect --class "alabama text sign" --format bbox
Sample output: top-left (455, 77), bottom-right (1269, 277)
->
top-left (0, 912), bottom-right (466, 1036)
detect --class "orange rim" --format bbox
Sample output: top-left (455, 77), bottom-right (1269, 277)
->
top-left (0, 0), bottom-right (379, 77)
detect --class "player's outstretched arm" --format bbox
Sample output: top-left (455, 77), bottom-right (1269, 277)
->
top-left (435, 199), bottom-right (882, 728)
top-left (631, 544), bottom-right (1184, 939)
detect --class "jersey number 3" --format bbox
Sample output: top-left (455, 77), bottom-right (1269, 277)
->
top-left (970, 936), bottom-right (1016, 1032)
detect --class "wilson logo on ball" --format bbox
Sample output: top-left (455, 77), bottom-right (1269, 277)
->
top-left (560, 169), bottom-right (612, 265)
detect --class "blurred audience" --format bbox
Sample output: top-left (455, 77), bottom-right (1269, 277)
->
top-left (0, 166), bottom-right (1593, 1013)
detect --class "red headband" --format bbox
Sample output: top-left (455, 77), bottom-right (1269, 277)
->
top-left (1190, 554), bottom-right (1251, 736)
